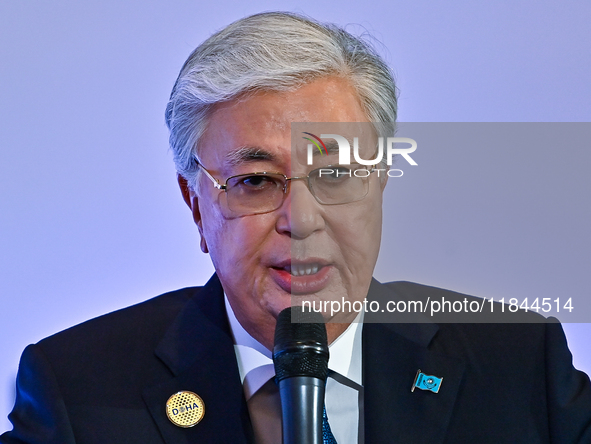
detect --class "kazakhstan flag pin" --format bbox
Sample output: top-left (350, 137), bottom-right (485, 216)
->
top-left (411, 369), bottom-right (443, 393)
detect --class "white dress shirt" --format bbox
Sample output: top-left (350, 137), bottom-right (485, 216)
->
top-left (225, 297), bottom-right (363, 444)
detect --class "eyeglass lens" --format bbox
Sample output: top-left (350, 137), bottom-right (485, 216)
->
top-left (224, 166), bottom-right (371, 215)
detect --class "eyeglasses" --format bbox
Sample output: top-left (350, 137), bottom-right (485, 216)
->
top-left (197, 163), bottom-right (376, 216)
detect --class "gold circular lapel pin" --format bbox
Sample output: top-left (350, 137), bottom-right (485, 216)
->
top-left (166, 391), bottom-right (205, 428)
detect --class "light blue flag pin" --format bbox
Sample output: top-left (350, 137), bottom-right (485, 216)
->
top-left (411, 369), bottom-right (443, 393)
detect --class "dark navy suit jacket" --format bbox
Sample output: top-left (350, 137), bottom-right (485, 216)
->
top-left (2, 274), bottom-right (591, 443)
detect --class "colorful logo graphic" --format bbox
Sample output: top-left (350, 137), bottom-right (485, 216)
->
top-left (304, 133), bottom-right (417, 166)
top-left (302, 132), bottom-right (328, 155)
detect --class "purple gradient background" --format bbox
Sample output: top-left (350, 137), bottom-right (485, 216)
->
top-left (1, 0), bottom-right (590, 431)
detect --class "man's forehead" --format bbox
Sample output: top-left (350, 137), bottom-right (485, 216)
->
top-left (291, 124), bottom-right (379, 168)
top-left (210, 129), bottom-right (378, 172)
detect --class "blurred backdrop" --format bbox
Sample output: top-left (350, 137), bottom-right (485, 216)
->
top-left (1, 0), bottom-right (590, 431)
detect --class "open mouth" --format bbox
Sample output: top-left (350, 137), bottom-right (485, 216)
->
top-left (270, 260), bottom-right (332, 294)
top-left (285, 263), bottom-right (321, 276)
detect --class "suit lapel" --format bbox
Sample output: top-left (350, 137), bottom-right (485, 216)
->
top-left (141, 276), bottom-right (465, 443)
top-left (363, 280), bottom-right (465, 444)
top-left (142, 275), bottom-right (254, 444)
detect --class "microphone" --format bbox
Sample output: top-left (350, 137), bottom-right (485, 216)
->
top-left (273, 306), bottom-right (329, 444)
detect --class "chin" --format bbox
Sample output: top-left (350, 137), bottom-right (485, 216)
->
top-left (262, 291), bottom-right (293, 319)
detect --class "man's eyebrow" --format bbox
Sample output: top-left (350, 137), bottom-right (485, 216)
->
top-left (224, 146), bottom-right (277, 166)
top-left (309, 139), bottom-right (347, 157)
top-left (324, 140), bottom-right (340, 154)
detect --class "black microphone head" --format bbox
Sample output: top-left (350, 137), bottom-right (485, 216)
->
top-left (273, 306), bottom-right (329, 382)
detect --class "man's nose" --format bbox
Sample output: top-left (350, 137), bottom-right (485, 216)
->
top-left (275, 179), bottom-right (325, 239)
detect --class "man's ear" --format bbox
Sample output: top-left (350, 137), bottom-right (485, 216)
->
top-left (178, 174), bottom-right (193, 209)
top-left (379, 167), bottom-right (389, 191)
top-left (177, 174), bottom-right (209, 253)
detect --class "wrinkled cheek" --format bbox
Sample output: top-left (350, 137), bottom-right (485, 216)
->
top-left (339, 219), bottom-right (382, 290)
top-left (208, 230), bottom-right (265, 293)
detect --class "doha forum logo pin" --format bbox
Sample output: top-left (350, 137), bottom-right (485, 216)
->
top-left (303, 132), bottom-right (418, 166)
top-left (166, 391), bottom-right (205, 428)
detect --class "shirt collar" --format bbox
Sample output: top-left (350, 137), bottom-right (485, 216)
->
top-left (225, 296), bottom-right (363, 400)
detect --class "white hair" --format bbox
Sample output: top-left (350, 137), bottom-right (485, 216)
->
top-left (165, 11), bottom-right (398, 187)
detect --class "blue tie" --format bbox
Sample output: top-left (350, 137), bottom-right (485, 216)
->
top-left (322, 406), bottom-right (338, 444)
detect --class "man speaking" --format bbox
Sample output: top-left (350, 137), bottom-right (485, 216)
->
top-left (2, 11), bottom-right (591, 444)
